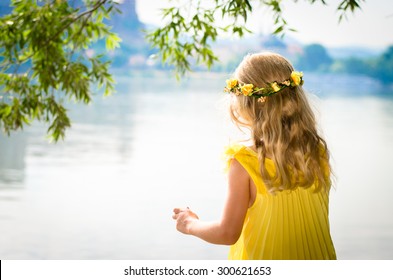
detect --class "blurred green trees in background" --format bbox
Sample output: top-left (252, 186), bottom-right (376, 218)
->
top-left (296, 44), bottom-right (333, 72)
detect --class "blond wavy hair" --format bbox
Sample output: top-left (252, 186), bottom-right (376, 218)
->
top-left (229, 52), bottom-right (331, 193)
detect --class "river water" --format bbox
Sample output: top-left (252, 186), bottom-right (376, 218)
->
top-left (0, 72), bottom-right (392, 259)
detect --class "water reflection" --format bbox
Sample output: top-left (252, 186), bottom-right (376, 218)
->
top-left (0, 74), bottom-right (392, 259)
top-left (0, 131), bottom-right (26, 188)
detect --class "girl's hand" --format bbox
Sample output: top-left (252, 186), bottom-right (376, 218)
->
top-left (172, 207), bottom-right (199, 235)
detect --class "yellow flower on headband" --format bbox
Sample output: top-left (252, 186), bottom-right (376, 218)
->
top-left (291, 71), bottom-right (303, 86)
top-left (226, 79), bottom-right (238, 89)
top-left (270, 82), bottom-right (280, 92)
top-left (240, 84), bottom-right (254, 96)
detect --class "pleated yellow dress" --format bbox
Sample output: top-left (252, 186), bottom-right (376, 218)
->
top-left (225, 144), bottom-right (336, 260)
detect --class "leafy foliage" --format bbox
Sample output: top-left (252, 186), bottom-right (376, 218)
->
top-left (146, 0), bottom-right (364, 76)
top-left (0, 0), bottom-right (121, 141)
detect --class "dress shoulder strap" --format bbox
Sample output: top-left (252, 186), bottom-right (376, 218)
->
top-left (223, 144), bottom-right (269, 195)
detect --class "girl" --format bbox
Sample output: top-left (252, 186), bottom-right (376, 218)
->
top-left (172, 52), bottom-right (336, 260)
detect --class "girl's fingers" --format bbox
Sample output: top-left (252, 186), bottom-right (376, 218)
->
top-left (172, 209), bottom-right (184, 220)
top-left (173, 207), bottom-right (189, 214)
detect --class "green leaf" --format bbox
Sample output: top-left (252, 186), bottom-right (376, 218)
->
top-left (105, 33), bottom-right (122, 50)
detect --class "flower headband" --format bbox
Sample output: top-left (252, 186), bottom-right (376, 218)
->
top-left (224, 71), bottom-right (304, 103)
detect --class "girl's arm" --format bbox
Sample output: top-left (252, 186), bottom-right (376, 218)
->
top-left (172, 158), bottom-right (250, 245)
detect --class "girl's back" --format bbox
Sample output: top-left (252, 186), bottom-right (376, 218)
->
top-left (225, 145), bottom-right (336, 260)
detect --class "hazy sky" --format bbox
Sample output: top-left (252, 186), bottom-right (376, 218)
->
top-left (136, 0), bottom-right (393, 49)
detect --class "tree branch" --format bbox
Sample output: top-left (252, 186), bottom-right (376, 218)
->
top-left (44, 0), bottom-right (108, 47)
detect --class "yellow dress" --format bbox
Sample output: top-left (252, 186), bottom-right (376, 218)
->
top-left (224, 144), bottom-right (336, 260)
